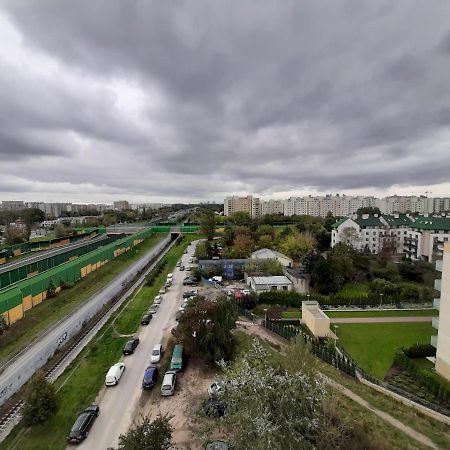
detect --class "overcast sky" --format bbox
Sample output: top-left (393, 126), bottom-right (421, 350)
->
top-left (1, 1), bottom-right (450, 204)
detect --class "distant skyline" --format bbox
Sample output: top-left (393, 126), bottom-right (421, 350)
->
top-left (1, 1), bottom-right (450, 203)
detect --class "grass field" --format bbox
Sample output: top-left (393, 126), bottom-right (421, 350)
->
top-left (281, 309), bottom-right (437, 319)
top-left (0, 233), bottom-right (165, 364)
top-left (0, 234), bottom-right (202, 450)
top-left (338, 282), bottom-right (370, 296)
top-left (336, 322), bottom-right (435, 379)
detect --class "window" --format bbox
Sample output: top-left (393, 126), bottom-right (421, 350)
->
top-left (282, 286), bottom-right (288, 291)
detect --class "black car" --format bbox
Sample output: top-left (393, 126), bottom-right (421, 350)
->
top-left (141, 314), bottom-right (152, 325)
top-left (67, 405), bottom-right (99, 443)
top-left (142, 365), bottom-right (158, 389)
top-left (183, 290), bottom-right (198, 298)
top-left (183, 278), bottom-right (198, 286)
top-left (123, 338), bottom-right (140, 355)
top-left (204, 398), bottom-right (225, 417)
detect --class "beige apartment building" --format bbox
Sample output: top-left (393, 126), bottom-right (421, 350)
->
top-left (224, 195), bottom-right (260, 217)
top-left (433, 243), bottom-right (450, 381)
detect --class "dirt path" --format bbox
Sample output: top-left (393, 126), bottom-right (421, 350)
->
top-left (330, 317), bottom-right (432, 323)
top-left (238, 319), bottom-right (441, 450)
top-left (137, 361), bottom-right (214, 450)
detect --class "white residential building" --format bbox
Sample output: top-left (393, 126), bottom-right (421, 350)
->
top-left (224, 195), bottom-right (260, 218)
top-left (432, 243), bottom-right (450, 382)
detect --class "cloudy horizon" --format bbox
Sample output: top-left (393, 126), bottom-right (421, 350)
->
top-left (1, 1), bottom-right (450, 204)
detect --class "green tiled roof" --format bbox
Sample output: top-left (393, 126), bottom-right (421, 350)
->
top-left (381, 214), bottom-right (414, 226)
top-left (331, 217), bottom-right (348, 229)
top-left (411, 216), bottom-right (450, 231)
top-left (354, 216), bottom-right (383, 227)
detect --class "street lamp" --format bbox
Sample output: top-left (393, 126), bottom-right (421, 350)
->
top-left (333, 325), bottom-right (339, 351)
top-left (263, 308), bottom-right (268, 323)
top-left (379, 293), bottom-right (384, 308)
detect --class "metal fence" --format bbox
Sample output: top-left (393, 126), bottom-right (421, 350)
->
top-left (259, 317), bottom-right (450, 416)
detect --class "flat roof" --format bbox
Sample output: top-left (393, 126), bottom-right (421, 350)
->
top-left (251, 276), bottom-right (292, 285)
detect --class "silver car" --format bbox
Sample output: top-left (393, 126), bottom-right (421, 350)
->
top-left (161, 371), bottom-right (177, 396)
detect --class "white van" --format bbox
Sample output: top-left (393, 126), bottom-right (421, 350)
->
top-left (161, 371), bottom-right (177, 396)
top-left (167, 273), bottom-right (173, 281)
top-left (150, 344), bottom-right (163, 364)
top-left (105, 363), bottom-right (125, 386)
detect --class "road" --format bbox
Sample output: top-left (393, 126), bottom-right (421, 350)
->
top-left (76, 241), bottom-right (199, 450)
top-left (0, 234), bottom-right (109, 275)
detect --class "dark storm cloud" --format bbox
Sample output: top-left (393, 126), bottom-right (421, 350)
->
top-left (1, 0), bottom-right (450, 201)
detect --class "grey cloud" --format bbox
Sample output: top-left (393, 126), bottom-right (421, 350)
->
top-left (1, 1), bottom-right (450, 202)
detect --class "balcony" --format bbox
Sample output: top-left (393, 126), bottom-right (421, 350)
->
top-left (435, 259), bottom-right (443, 272)
top-left (434, 279), bottom-right (442, 291)
top-left (432, 316), bottom-right (439, 330)
top-left (431, 335), bottom-right (438, 348)
top-left (433, 298), bottom-right (440, 310)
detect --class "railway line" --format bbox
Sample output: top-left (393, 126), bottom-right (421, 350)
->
top-left (0, 234), bottom-right (178, 441)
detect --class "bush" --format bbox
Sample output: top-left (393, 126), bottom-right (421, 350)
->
top-left (403, 344), bottom-right (436, 359)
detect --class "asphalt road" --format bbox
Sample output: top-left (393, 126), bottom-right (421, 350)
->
top-left (0, 234), bottom-right (109, 275)
top-left (76, 241), bottom-right (199, 450)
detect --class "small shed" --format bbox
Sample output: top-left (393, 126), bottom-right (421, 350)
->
top-left (248, 275), bottom-right (293, 293)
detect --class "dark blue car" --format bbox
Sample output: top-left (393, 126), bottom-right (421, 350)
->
top-left (142, 366), bottom-right (158, 389)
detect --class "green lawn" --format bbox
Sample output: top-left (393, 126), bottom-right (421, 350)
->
top-left (281, 309), bottom-right (437, 319)
top-left (0, 234), bottom-right (165, 364)
top-left (29, 233), bottom-right (56, 243)
top-left (0, 234), bottom-right (202, 450)
top-left (337, 322), bottom-right (435, 379)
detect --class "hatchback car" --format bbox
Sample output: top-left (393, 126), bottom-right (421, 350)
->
top-left (150, 344), bottom-right (163, 363)
top-left (179, 265), bottom-right (185, 271)
top-left (148, 304), bottom-right (159, 314)
top-left (141, 314), bottom-right (152, 325)
top-left (67, 405), bottom-right (99, 443)
top-left (142, 365), bottom-right (158, 389)
top-left (154, 295), bottom-right (162, 304)
top-left (123, 338), bottom-right (140, 355)
top-left (161, 370), bottom-right (177, 396)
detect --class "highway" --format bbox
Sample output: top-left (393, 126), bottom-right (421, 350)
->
top-left (0, 234), bottom-right (110, 275)
top-left (0, 235), bottom-right (172, 407)
top-left (76, 241), bottom-right (199, 450)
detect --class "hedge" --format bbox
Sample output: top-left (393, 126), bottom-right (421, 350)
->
top-left (394, 350), bottom-right (449, 407)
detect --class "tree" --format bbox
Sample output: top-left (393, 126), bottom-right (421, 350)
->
top-left (219, 338), bottom-right (326, 450)
top-left (3, 226), bottom-right (27, 245)
top-left (0, 315), bottom-right (8, 335)
top-left (278, 231), bottom-right (317, 262)
top-left (339, 227), bottom-right (361, 248)
top-left (117, 415), bottom-right (173, 450)
top-left (258, 234), bottom-right (274, 249)
top-left (177, 297), bottom-right (237, 365)
top-left (256, 224), bottom-right (275, 239)
top-left (233, 233), bottom-right (254, 258)
top-left (261, 259), bottom-right (283, 275)
top-left (230, 211), bottom-right (251, 226)
top-left (199, 212), bottom-right (216, 240)
top-left (22, 371), bottom-right (58, 426)
top-left (356, 206), bottom-right (381, 216)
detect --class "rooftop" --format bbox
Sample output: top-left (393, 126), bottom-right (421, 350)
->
top-left (251, 248), bottom-right (292, 261)
top-left (251, 275), bottom-right (292, 285)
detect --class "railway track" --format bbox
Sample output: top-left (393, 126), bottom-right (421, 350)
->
top-left (0, 234), bottom-right (178, 440)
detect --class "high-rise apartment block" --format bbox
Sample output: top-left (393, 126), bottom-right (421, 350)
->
top-left (432, 243), bottom-right (450, 381)
top-left (113, 200), bottom-right (130, 211)
top-left (224, 194), bottom-right (450, 218)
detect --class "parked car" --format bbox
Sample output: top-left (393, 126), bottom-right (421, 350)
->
top-left (67, 405), bottom-right (99, 443)
top-left (185, 265), bottom-right (192, 271)
top-left (167, 273), bottom-right (174, 280)
top-left (159, 287), bottom-right (166, 295)
top-left (154, 295), bottom-right (162, 304)
top-left (170, 344), bottom-right (184, 371)
top-left (183, 278), bottom-right (198, 286)
top-left (176, 261), bottom-right (181, 267)
top-left (207, 382), bottom-right (223, 398)
top-left (105, 363), bottom-right (125, 386)
top-left (148, 304), bottom-right (159, 314)
top-left (183, 290), bottom-right (198, 298)
top-left (204, 398), bottom-right (225, 417)
top-left (150, 344), bottom-right (163, 364)
top-left (141, 314), bottom-right (152, 325)
top-left (161, 371), bottom-right (177, 396)
top-left (123, 338), bottom-right (140, 355)
top-left (142, 365), bottom-right (158, 389)
top-left (164, 281), bottom-right (171, 288)
top-left (179, 301), bottom-right (189, 311)
top-left (242, 289), bottom-right (251, 296)
top-left (188, 257), bottom-right (194, 263)
top-left (205, 442), bottom-right (230, 450)
top-left (179, 265), bottom-right (185, 271)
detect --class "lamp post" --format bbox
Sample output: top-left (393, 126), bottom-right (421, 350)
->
top-left (264, 308), bottom-right (268, 323)
top-left (333, 325), bottom-right (339, 351)
top-left (379, 293), bottom-right (384, 308)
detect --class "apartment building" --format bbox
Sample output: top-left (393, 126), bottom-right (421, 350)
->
top-left (0, 201), bottom-right (25, 210)
top-left (260, 199), bottom-right (284, 216)
top-left (113, 200), bottom-right (130, 211)
top-left (432, 243), bottom-right (450, 382)
top-left (331, 214), bottom-right (450, 262)
top-left (224, 195), bottom-right (260, 217)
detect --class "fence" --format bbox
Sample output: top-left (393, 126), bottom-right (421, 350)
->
top-left (259, 317), bottom-right (450, 416)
